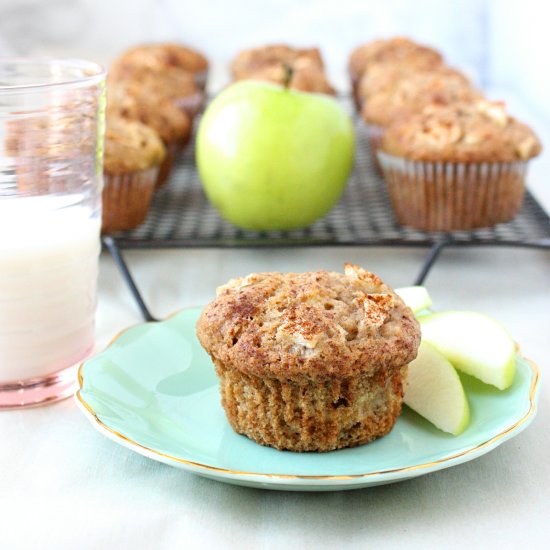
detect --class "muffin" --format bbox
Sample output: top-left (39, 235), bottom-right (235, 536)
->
top-left (231, 44), bottom-right (324, 80)
top-left (107, 83), bottom-right (192, 187)
top-left (378, 100), bottom-right (542, 231)
top-left (108, 65), bottom-right (205, 118)
top-left (348, 37), bottom-right (443, 105)
top-left (102, 115), bottom-right (166, 233)
top-left (356, 62), bottom-right (465, 109)
top-left (361, 68), bottom-right (481, 168)
top-left (112, 43), bottom-right (209, 89)
top-left (238, 58), bottom-right (336, 95)
top-left (196, 264), bottom-right (420, 452)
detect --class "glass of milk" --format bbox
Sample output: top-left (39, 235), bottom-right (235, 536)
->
top-left (0, 59), bottom-right (106, 409)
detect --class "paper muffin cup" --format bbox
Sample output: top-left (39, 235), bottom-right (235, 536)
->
top-left (377, 151), bottom-right (529, 231)
top-left (155, 142), bottom-right (181, 189)
top-left (101, 166), bottom-right (159, 233)
top-left (215, 360), bottom-right (406, 452)
top-left (194, 70), bottom-right (208, 91)
top-left (365, 123), bottom-right (386, 173)
top-left (174, 90), bottom-right (205, 119)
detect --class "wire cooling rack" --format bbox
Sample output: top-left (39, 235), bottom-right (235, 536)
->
top-left (104, 99), bottom-right (550, 321)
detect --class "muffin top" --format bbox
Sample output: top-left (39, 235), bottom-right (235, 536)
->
top-left (106, 84), bottom-right (192, 145)
top-left (231, 44), bottom-right (324, 80)
top-left (362, 68), bottom-right (480, 127)
top-left (113, 43), bottom-right (208, 76)
top-left (381, 100), bottom-right (542, 162)
top-left (109, 65), bottom-right (201, 100)
top-left (103, 115), bottom-right (166, 174)
top-left (348, 37), bottom-right (443, 80)
top-left (240, 59), bottom-right (336, 95)
top-left (357, 62), bottom-right (463, 103)
top-left (196, 264), bottom-right (420, 380)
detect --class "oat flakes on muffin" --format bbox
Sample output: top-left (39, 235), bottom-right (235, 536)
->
top-left (112, 43), bottom-right (209, 88)
top-left (107, 83), bottom-right (192, 187)
top-left (196, 264), bottom-right (420, 452)
top-left (378, 100), bottom-right (542, 231)
top-left (231, 44), bottom-right (324, 81)
top-left (102, 115), bottom-right (166, 233)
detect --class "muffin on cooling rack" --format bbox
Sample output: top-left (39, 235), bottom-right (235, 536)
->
top-left (102, 115), bottom-right (166, 233)
top-left (112, 43), bottom-right (209, 89)
top-left (378, 100), bottom-right (542, 231)
top-left (108, 65), bottom-right (205, 118)
top-left (231, 44), bottom-right (324, 80)
top-left (107, 84), bottom-right (192, 188)
top-left (348, 37), bottom-right (443, 106)
top-left (196, 264), bottom-right (420, 452)
top-left (230, 44), bottom-right (334, 94)
top-left (239, 58), bottom-right (336, 95)
top-left (361, 67), bottom-right (481, 167)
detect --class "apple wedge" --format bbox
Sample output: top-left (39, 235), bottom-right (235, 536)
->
top-left (395, 286), bottom-right (432, 314)
top-left (419, 311), bottom-right (516, 390)
top-left (404, 341), bottom-right (470, 435)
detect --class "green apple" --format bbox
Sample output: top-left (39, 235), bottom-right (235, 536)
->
top-left (420, 311), bottom-right (516, 390)
top-left (394, 286), bottom-right (432, 314)
top-left (404, 341), bottom-right (470, 435)
top-left (196, 80), bottom-right (355, 230)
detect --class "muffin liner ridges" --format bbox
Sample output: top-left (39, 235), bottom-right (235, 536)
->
top-left (216, 361), bottom-right (407, 452)
top-left (101, 166), bottom-right (159, 233)
top-left (377, 152), bottom-right (529, 231)
top-left (155, 142), bottom-right (180, 189)
top-left (365, 123), bottom-right (385, 172)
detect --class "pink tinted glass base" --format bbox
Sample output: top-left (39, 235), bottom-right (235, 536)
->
top-left (0, 346), bottom-right (92, 410)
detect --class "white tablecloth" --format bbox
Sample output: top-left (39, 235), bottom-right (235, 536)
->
top-left (1, 245), bottom-right (549, 549)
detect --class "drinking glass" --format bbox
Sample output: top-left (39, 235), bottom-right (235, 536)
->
top-left (0, 58), bottom-right (106, 409)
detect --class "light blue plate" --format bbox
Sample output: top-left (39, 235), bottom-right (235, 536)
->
top-left (76, 308), bottom-right (540, 491)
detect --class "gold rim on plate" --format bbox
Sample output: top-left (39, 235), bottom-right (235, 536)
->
top-left (76, 313), bottom-right (540, 482)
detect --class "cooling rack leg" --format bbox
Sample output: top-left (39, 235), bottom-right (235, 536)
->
top-left (102, 236), bottom-right (158, 322)
top-left (413, 238), bottom-right (451, 286)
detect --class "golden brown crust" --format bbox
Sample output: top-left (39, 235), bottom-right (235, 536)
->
top-left (106, 84), bottom-right (192, 145)
top-left (231, 44), bottom-right (324, 80)
top-left (113, 43), bottom-right (208, 75)
top-left (103, 115), bottom-right (166, 174)
top-left (361, 68), bottom-right (480, 127)
top-left (381, 100), bottom-right (542, 162)
top-left (196, 264), bottom-right (420, 381)
top-left (348, 37), bottom-right (443, 81)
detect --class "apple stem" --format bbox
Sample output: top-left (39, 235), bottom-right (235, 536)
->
top-left (282, 63), bottom-right (294, 89)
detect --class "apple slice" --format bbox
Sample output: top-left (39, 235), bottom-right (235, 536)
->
top-left (404, 341), bottom-right (470, 435)
top-left (419, 311), bottom-right (515, 390)
top-left (395, 286), bottom-right (432, 314)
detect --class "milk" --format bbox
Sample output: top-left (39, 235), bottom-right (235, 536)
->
top-left (0, 195), bottom-right (100, 382)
